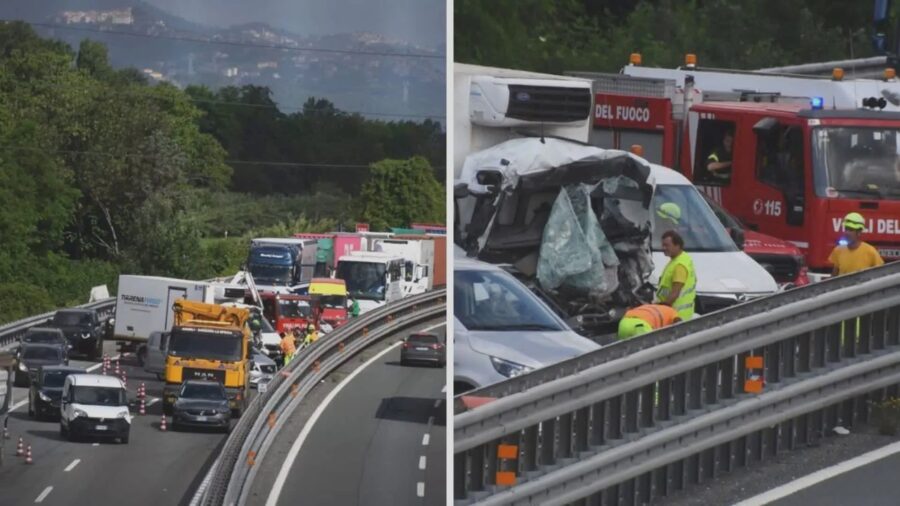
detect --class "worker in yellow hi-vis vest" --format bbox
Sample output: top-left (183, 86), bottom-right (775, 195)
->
top-left (829, 212), bottom-right (884, 346)
top-left (656, 230), bottom-right (696, 320)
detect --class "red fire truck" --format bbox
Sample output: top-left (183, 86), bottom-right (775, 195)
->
top-left (574, 57), bottom-right (900, 277)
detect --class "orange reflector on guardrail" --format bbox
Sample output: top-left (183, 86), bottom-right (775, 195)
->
top-left (744, 355), bottom-right (764, 393)
top-left (268, 412), bottom-right (276, 429)
top-left (247, 450), bottom-right (256, 466)
top-left (495, 471), bottom-right (516, 486)
top-left (290, 383), bottom-right (299, 398)
top-left (497, 444), bottom-right (518, 460)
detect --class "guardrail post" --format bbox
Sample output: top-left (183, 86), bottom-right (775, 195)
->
top-left (704, 363), bottom-right (718, 404)
top-left (589, 402), bottom-right (605, 446)
top-left (887, 307), bottom-right (900, 346)
top-left (624, 391), bottom-right (638, 434)
top-left (859, 313), bottom-right (873, 355)
top-left (672, 373), bottom-right (686, 416)
top-left (688, 367), bottom-right (703, 409)
top-left (454, 453), bottom-right (468, 499)
top-left (637, 471), bottom-right (652, 504)
top-left (657, 379), bottom-right (671, 421)
top-left (826, 322), bottom-right (841, 362)
top-left (798, 332), bottom-right (812, 372)
top-left (540, 418), bottom-right (557, 465)
top-left (469, 446), bottom-right (485, 493)
top-left (872, 310), bottom-right (887, 350)
top-left (639, 384), bottom-right (654, 428)
top-left (522, 425), bottom-right (539, 471)
top-left (574, 407), bottom-right (589, 452)
top-left (607, 397), bottom-right (622, 440)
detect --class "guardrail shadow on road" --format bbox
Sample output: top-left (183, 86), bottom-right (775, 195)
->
top-left (375, 396), bottom-right (444, 426)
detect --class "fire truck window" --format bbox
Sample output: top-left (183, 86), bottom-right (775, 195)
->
top-left (756, 126), bottom-right (804, 192)
top-left (694, 120), bottom-right (735, 186)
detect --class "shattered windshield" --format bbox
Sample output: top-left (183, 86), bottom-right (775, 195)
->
top-left (454, 268), bottom-right (565, 332)
top-left (650, 185), bottom-right (738, 252)
top-left (811, 127), bottom-right (900, 200)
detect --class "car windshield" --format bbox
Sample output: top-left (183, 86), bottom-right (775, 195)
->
top-left (250, 264), bottom-right (292, 286)
top-left (73, 386), bottom-right (127, 406)
top-left (455, 268), bottom-right (565, 332)
top-left (23, 347), bottom-right (61, 361)
top-left (408, 334), bottom-right (440, 344)
top-left (278, 299), bottom-right (311, 318)
top-left (337, 261), bottom-right (386, 301)
top-left (24, 331), bottom-right (62, 343)
top-left (169, 329), bottom-right (243, 362)
top-left (811, 127), bottom-right (900, 200)
top-left (43, 370), bottom-right (74, 388)
top-left (53, 312), bottom-right (91, 326)
top-left (180, 383), bottom-right (226, 400)
top-left (650, 184), bottom-right (738, 252)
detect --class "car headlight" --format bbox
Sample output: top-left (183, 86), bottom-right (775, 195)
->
top-left (81, 332), bottom-right (91, 339)
top-left (39, 392), bottom-right (52, 402)
top-left (18, 362), bottom-right (28, 372)
top-left (116, 411), bottom-right (129, 419)
top-left (73, 409), bottom-right (88, 418)
top-left (489, 356), bottom-right (533, 378)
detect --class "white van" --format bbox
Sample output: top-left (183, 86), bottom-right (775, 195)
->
top-left (60, 374), bottom-right (131, 444)
top-left (645, 163), bottom-right (777, 312)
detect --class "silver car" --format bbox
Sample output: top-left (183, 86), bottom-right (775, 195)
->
top-left (453, 258), bottom-right (600, 394)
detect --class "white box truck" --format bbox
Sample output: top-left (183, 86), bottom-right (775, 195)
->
top-left (112, 275), bottom-right (211, 347)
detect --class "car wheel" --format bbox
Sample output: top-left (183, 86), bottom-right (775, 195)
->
top-left (163, 404), bottom-right (173, 416)
top-left (400, 357), bottom-right (408, 366)
top-left (120, 431), bottom-right (130, 444)
top-left (28, 397), bottom-right (34, 418)
top-left (156, 373), bottom-right (165, 381)
top-left (59, 423), bottom-right (67, 439)
top-left (137, 347), bottom-right (146, 367)
top-left (14, 372), bottom-right (26, 388)
top-left (88, 341), bottom-right (100, 361)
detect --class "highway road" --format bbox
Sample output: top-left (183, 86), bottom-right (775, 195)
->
top-left (245, 320), bottom-right (446, 506)
top-left (0, 342), bottom-right (229, 506)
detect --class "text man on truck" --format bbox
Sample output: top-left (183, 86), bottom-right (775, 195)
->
top-left (163, 300), bottom-right (251, 416)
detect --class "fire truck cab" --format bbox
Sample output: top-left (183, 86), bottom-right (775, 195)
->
top-left (578, 61), bottom-right (900, 276)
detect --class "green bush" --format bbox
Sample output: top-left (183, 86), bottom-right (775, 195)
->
top-left (0, 282), bottom-right (56, 322)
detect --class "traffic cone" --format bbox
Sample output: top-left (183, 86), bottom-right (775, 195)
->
top-left (120, 370), bottom-right (127, 388)
top-left (140, 383), bottom-right (146, 399)
top-left (2, 427), bottom-right (9, 439)
top-left (114, 360), bottom-right (121, 376)
top-left (15, 437), bottom-right (23, 456)
top-left (24, 445), bottom-right (32, 464)
top-left (139, 397), bottom-right (146, 415)
top-left (159, 414), bottom-right (167, 432)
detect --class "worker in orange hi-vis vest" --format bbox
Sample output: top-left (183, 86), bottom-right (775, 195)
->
top-left (617, 304), bottom-right (681, 340)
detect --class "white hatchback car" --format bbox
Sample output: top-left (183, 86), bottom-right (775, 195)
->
top-left (60, 374), bottom-right (132, 444)
top-left (454, 257), bottom-right (600, 393)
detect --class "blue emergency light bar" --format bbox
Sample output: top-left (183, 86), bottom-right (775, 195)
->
top-left (810, 97), bottom-right (824, 109)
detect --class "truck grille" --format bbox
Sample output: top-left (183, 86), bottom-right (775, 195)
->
top-left (506, 85), bottom-right (592, 123)
top-left (696, 295), bottom-right (738, 315)
top-left (750, 253), bottom-right (799, 284)
top-left (182, 368), bottom-right (225, 383)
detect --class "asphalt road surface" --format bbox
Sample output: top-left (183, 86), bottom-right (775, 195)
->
top-left (0, 341), bottom-right (229, 506)
top-left (761, 446), bottom-right (900, 506)
top-left (246, 320), bottom-right (446, 506)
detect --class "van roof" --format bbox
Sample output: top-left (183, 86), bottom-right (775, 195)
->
top-left (68, 374), bottom-right (124, 388)
top-left (647, 162), bottom-right (692, 186)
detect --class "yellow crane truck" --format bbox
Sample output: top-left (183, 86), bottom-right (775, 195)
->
top-left (163, 300), bottom-right (251, 416)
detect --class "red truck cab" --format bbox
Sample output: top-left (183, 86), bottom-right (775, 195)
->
top-left (259, 292), bottom-right (319, 333)
top-left (308, 278), bottom-right (349, 328)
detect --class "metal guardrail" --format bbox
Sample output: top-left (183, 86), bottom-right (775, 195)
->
top-left (195, 289), bottom-right (446, 506)
top-left (0, 298), bottom-right (116, 350)
top-left (454, 263), bottom-right (900, 505)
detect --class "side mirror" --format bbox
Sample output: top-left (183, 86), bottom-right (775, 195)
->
top-left (729, 227), bottom-right (745, 250)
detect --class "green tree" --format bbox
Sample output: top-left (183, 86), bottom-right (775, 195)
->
top-left (359, 157), bottom-right (444, 231)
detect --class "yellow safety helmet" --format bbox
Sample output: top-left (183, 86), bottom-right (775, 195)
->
top-left (656, 202), bottom-right (681, 224)
top-left (843, 212), bottom-right (865, 231)
top-left (617, 316), bottom-right (652, 340)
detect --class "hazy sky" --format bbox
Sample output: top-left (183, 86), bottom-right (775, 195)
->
top-left (144, 0), bottom-right (445, 47)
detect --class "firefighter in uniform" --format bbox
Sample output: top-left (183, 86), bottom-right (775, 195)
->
top-left (656, 230), bottom-right (697, 320)
top-left (706, 129), bottom-right (734, 182)
top-left (828, 212), bottom-right (884, 276)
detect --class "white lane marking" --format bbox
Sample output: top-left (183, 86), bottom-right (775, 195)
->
top-left (433, 399), bottom-right (441, 409)
top-left (11, 399), bottom-right (28, 412)
top-left (422, 434), bottom-right (430, 446)
top-left (265, 342), bottom-right (402, 506)
top-left (417, 482), bottom-right (425, 497)
top-left (34, 487), bottom-right (53, 503)
top-left (92, 443), bottom-right (99, 447)
top-left (734, 440), bottom-right (900, 506)
top-left (427, 416), bottom-right (434, 426)
top-left (146, 397), bottom-right (160, 407)
top-left (64, 459), bottom-right (80, 472)
top-left (441, 384), bottom-right (446, 393)
top-left (418, 455), bottom-right (426, 470)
